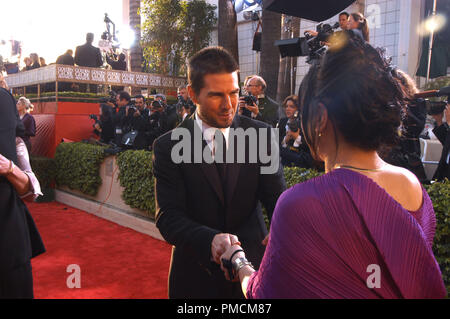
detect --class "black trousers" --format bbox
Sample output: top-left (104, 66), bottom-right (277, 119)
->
top-left (0, 261), bottom-right (34, 299)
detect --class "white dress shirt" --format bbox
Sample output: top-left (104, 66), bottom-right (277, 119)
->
top-left (194, 112), bottom-right (230, 158)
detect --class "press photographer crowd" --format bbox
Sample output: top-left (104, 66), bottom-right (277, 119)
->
top-left (0, 4), bottom-right (449, 300)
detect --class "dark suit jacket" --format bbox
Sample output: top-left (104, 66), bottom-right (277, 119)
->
top-left (153, 114), bottom-right (286, 298)
top-left (0, 88), bottom-right (45, 276)
top-left (56, 53), bottom-right (75, 65)
top-left (74, 43), bottom-right (103, 68)
top-left (433, 123), bottom-right (450, 181)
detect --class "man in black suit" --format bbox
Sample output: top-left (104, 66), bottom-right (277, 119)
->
top-left (56, 49), bottom-right (75, 91)
top-left (56, 49), bottom-right (75, 66)
top-left (239, 75), bottom-right (280, 127)
top-left (153, 47), bottom-right (286, 299)
top-left (74, 33), bottom-right (103, 92)
top-left (432, 104), bottom-right (450, 181)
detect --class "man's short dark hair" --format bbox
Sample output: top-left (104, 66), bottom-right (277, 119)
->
top-left (118, 91), bottom-right (131, 102)
top-left (339, 12), bottom-right (349, 18)
top-left (86, 33), bottom-right (94, 43)
top-left (188, 46), bottom-right (239, 95)
top-left (135, 94), bottom-right (145, 100)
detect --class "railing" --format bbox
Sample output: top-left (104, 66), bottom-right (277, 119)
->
top-left (4, 64), bottom-right (187, 92)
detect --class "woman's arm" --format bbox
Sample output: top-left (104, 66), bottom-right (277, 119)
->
top-left (220, 245), bottom-right (255, 298)
top-left (0, 153), bottom-right (31, 196)
top-left (15, 138), bottom-right (42, 201)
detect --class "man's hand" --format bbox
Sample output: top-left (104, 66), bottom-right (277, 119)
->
top-left (239, 97), bottom-right (259, 116)
top-left (211, 233), bottom-right (240, 264)
top-left (133, 109), bottom-right (141, 117)
top-left (432, 112), bottom-right (444, 127)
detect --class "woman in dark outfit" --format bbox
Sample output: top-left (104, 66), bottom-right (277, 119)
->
top-left (0, 87), bottom-right (45, 298)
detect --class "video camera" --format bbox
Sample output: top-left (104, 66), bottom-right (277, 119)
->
top-left (274, 22), bottom-right (340, 64)
top-left (413, 86), bottom-right (450, 115)
top-left (99, 91), bottom-right (117, 105)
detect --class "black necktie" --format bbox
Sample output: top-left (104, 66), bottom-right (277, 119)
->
top-left (214, 130), bottom-right (227, 188)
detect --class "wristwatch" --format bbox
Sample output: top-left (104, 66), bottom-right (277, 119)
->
top-left (232, 257), bottom-right (253, 274)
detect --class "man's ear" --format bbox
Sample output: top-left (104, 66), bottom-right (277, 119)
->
top-left (187, 85), bottom-right (198, 105)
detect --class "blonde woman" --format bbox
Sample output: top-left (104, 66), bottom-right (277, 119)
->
top-left (16, 97), bottom-right (36, 154)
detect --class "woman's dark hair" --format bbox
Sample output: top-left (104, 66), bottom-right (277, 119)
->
top-left (100, 104), bottom-right (113, 122)
top-left (351, 12), bottom-right (369, 42)
top-left (188, 46), bottom-right (239, 95)
top-left (300, 33), bottom-right (405, 159)
top-left (282, 95), bottom-right (299, 110)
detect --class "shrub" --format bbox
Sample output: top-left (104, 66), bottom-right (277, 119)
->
top-left (425, 179), bottom-right (450, 294)
top-left (30, 156), bottom-right (56, 202)
top-left (54, 142), bottom-right (107, 196)
top-left (116, 150), bottom-right (156, 218)
top-left (30, 156), bottom-right (56, 189)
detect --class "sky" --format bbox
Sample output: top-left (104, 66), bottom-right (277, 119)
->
top-left (0, 0), bottom-right (125, 66)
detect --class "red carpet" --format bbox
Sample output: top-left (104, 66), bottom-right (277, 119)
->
top-left (27, 201), bottom-right (172, 299)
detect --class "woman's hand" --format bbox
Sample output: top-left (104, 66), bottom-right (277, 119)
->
top-left (0, 153), bottom-right (13, 176)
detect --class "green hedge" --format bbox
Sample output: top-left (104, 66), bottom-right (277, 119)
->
top-left (425, 180), bottom-right (450, 293)
top-left (117, 150), bottom-right (155, 217)
top-left (54, 142), bottom-right (107, 196)
top-left (30, 156), bottom-right (57, 202)
top-left (30, 156), bottom-right (56, 189)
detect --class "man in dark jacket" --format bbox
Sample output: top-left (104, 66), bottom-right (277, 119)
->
top-left (75, 33), bottom-right (103, 92)
top-left (239, 75), bottom-right (280, 127)
top-left (56, 49), bottom-right (75, 65)
top-left (153, 46), bottom-right (285, 298)
top-left (432, 104), bottom-right (450, 181)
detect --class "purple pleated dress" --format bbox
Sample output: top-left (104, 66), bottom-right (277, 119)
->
top-left (247, 168), bottom-right (447, 299)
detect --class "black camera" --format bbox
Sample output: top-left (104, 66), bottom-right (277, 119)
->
top-left (413, 86), bottom-right (449, 116)
top-left (99, 91), bottom-right (117, 104)
top-left (288, 119), bottom-right (301, 132)
top-left (274, 22), bottom-right (339, 64)
top-left (242, 94), bottom-right (258, 106)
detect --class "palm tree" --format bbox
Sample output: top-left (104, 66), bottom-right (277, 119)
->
top-left (260, 2), bottom-right (281, 100)
top-left (218, 0), bottom-right (239, 65)
top-left (276, 15), bottom-right (300, 104)
top-left (129, 0), bottom-right (142, 94)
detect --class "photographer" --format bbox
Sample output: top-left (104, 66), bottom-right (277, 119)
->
top-left (239, 75), bottom-right (279, 127)
top-left (144, 100), bottom-right (166, 149)
top-left (176, 85), bottom-right (195, 118)
top-left (106, 52), bottom-right (127, 92)
top-left (431, 104), bottom-right (450, 181)
top-left (129, 95), bottom-right (151, 150)
top-left (277, 95), bottom-right (313, 168)
top-left (113, 91), bottom-right (132, 146)
top-left (92, 104), bottom-right (115, 144)
top-left (155, 93), bottom-right (178, 132)
top-left (382, 69), bottom-right (427, 182)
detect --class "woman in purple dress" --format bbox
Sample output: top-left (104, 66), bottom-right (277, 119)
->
top-left (220, 32), bottom-right (446, 298)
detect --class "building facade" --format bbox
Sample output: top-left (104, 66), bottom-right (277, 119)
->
top-left (207, 0), bottom-right (435, 95)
